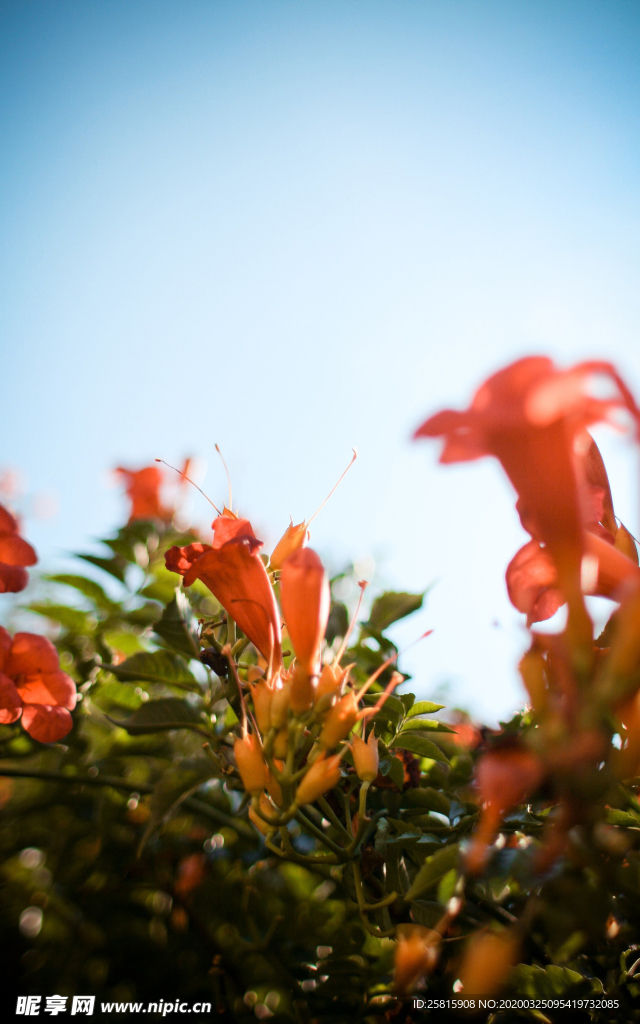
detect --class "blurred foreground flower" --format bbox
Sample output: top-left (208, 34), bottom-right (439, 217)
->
top-left (0, 628), bottom-right (76, 742)
top-left (0, 503), bottom-right (37, 593)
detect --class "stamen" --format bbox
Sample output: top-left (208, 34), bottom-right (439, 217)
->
top-left (155, 459), bottom-right (221, 514)
top-left (215, 444), bottom-right (233, 511)
top-left (333, 579), bottom-right (368, 668)
top-left (306, 448), bottom-right (358, 528)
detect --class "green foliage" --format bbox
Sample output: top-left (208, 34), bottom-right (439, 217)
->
top-left (0, 515), bottom-right (639, 1022)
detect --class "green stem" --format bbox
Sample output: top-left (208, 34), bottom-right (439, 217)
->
top-left (351, 860), bottom-right (395, 938)
top-left (295, 808), bottom-right (346, 858)
top-left (318, 795), bottom-right (352, 841)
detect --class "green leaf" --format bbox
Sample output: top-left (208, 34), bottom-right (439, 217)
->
top-left (325, 600), bottom-right (349, 645)
top-left (138, 757), bottom-right (221, 855)
top-left (400, 718), bottom-right (455, 734)
top-left (436, 868), bottom-right (458, 905)
top-left (408, 701), bottom-right (446, 717)
top-left (362, 693), bottom-right (405, 721)
top-left (605, 808), bottom-right (640, 827)
top-left (153, 593), bottom-right (200, 659)
top-left (365, 591), bottom-right (424, 632)
top-left (107, 697), bottom-right (204, 735)
top-left (509, 963), bottom-right (601, 998)
top-left (391, 734), bottom-right (449, 763)
top-left (403, 787), bottom-right (451, 815)
top-left (108, 651), bottom-right (197, 690)
top-left (78, 553), bottom-right (127, 583)
top-left (27, 603), bottom-right (91, 633)
top-left (94, 681), bottom-right (143, 711)
top-left (399, 693), bottom-right (415, 713)
top-left (405, 843), bottom-right (459, 900)
top-left (46, 574), bottom-right (119, 611)
top-left (124, 602), bottom-right (163, 627)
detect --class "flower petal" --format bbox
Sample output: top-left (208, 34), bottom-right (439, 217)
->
top-left (0, 563), bottom-right (29, 593)
top-left (0, 672), bottom-right (23, 724)
top-left (0, 532), bottom-right (37, 567)
top-left (21, 704), bottom-right (73, 743)
top-left (505, 540), bottom-right (564, 626)
top-left (182, 538), bottom-right (282, 666)
top-left (5, 633), bottom-right (60, 676)
top-left (16, 670), bottom-right (76, 710)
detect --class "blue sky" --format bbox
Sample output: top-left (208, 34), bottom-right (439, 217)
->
top-left (2, 0), bottom-right (640, 721)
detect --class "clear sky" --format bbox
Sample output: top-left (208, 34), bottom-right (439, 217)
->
top-left (2, 0), bottom-right (640, 721)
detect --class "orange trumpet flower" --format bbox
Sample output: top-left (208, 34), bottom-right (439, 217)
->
top-left (415, 357), bottom-right (640, 640)
top-left (166, 514), bottom-right (282, 668)
top-left (0, 628), bottom-right (76, 742)
top-left (0, 505), bottom-right (37, 594)
top-left (280, 548), bottom-right (330, 713)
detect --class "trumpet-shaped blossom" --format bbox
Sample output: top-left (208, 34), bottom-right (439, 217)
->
top-left (0, 628), bottom-right (76, 742)
top-left (506, 436), bottom-right (640, 624)
top-left (415, 357), bottom-right (640, 636)
top-left (280, 547), bottom-right (330, 712)
top-left (116, 465), bottom-right (171, 522)
top-left (0, 505), bottom-right (37, 594)
top-left (269, 521), bottom-right (307, 572)
top-left (166, 515), bottom-right (282, 668)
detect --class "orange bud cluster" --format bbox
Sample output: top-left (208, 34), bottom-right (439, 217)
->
top-left (393, 925), bottom-right (440, 993)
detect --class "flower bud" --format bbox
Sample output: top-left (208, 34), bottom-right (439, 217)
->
top-left (266, 762), bottom-right (284, 807)
top-left (270, 521), bottom-right (307, 572)
top-left (458, 929), bottom-right (520, 996)
top-left (280, 548), bottom-right (330, 684)
top-left (270, 679), bottom-right (291, 730)
top-left (316, 663), bottom-right (341, 703)
top-left (289, 663), bottom-right (316, 716)
top-left (393, 925), bottom-right (439, 993)
top-left (249, 793), bottom-right (277, 836)
top-left (319, 691), bottom-right (359, 749)
top-left (273, 728), bottom-right (289, 760)
top-left (234, 734), bottom-right (267, 796)
top-left (352, 731), bottom-right (379, 782)
top-left (295, 753), bottom-right (342, 805)
top-left (249, 679), bottom-right (274, 736)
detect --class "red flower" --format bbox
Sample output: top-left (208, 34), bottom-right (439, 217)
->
top-left (506, 435), bottom-right (640, 624)
top-left (415, 357), bottom-right (640, 636)
top-left (0, 628), bottom-right (76, 742)
top-left (165, 514), bottom-right (282, 667)
top-left (0, 504), bottom-right (37, 594)
top-left (115, 465), bottom-right (170, 522)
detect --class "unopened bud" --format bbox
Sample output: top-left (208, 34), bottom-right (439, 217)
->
top-left (248, 793), bottom-right (277, 836)
top-left (234, 734), bottom-right (267, 796)
top-left (319, 691), bottom-right (359, 749)
top-left (266, 762), bottom-right (284, 807)
top-left (273, 728), bottom-right (288, 760)
top-left (270, 679), bottom-right (291, 730)
top-left (316, 663), bottom-right (341, 703)
top-left (289, 663), bottom-right (316, 716)
top-left (458, 929), bottom-right (520, 996)
top-left (249, 679), bottom-right (274, 736)
top-left (352, 731), bottom-right (379, 782)
top-left (270, 521), bottom-right (307, 572)
top-left (295, 753), bottom-right (342, 805)
top-left (280, 548), bottom-right (330, 677)
top-left (394, 925), bottom-right (440, 993)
